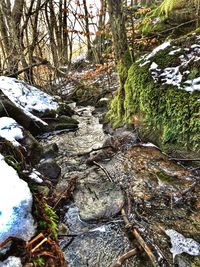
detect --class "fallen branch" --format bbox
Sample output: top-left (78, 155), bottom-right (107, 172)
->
top-left (121, 208), bottom-right (159, 267)
top-left (52, 175), bottom-right (77, 209)
top-left (169, 157), bottom-right (200, 162)
top-left (92, 160), bottom-right (114, 183)
top-left (111, 248), bottom-right (138, 267)
top-left (8, 60), bottom-right (49, 77)
top-left (76, 145), bottom-right (111, 157)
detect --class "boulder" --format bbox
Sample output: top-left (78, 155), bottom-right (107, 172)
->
top-left (108, 32), bottom-right (200, 158)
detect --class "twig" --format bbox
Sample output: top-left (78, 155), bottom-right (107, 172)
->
top-left (121, 208), bottom-right (159, 267)
top-left (110, 248), bottom-right (138, 267)
top-left (92, 160), bottom-right (114, 183)
top-left (76, 145), bottom-right (111, 157)
top-left (169, 157), bottom-right (200, 162)
top-left (7, 60), bottom-right (48, 77)
top-left (53, 175), bottom-right (77, 209)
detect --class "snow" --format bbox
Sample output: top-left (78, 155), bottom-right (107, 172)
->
top-left (0, 257), bottom-right (22, 267)
top-left (143, 36), bottom-right (200, 92)
top-left (29, 169), bottom-right (43, 183)
top-left (165, 229), bottom-right (200, 260)
top-left (140, 142), bottom-right (158, 148)
top-left (0, 76), bottom-right (59, 125)
top-left (0, 117), bottom-right (24, 146)
top-left (0, 153), bottom-right (36, 243)
top-left (168, 48), bottom-right (181, 55)
top-left (139, 41), bottom-right (170, 66)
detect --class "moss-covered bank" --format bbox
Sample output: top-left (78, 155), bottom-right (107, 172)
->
top-left (108, 38), bottom-right (200, 157)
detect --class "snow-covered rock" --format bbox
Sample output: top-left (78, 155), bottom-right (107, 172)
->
top-left (0, 153), bottom-right (36, 243)
top-left (0, 117), bottom-right (24, 147)
top-left (139, 35), bottom-right (200, 92)
top-left (0, 76), bottom-right (59, 126)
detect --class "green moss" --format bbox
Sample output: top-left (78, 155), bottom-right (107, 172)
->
top-left (108, 60), bottom-right (200, 155)
top-left (156, 171), bottom-right (179, 185)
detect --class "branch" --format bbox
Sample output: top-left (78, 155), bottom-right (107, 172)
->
top-left (92, 160), bottom-right (114, 183)
top-left (8, 60), bottom-right (48, 77)
top-left (121, 208), bottom-right (159, 267)
top-left (111, 248), bottom-right (138, 267)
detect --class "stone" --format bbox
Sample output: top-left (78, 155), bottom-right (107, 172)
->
top-left (62, 224), bottom-right (135, 267)
top-left (74, 181), bottom-right (125, 221)
top-left (42, 143), bottom-right (59, 160)
top-left (37, 159), bottom-right (61, 184)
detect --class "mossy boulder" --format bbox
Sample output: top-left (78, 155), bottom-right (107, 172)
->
top-left (108, 33), bottom-right (200, 158)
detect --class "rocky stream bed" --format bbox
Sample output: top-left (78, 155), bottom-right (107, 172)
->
top-left (38, 104), bottom-right (200, 267)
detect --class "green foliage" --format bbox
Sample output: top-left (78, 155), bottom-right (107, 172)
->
top-left (4, 155), bottom-right (22, 173)
top-left (155, 0), bottom-right (184, 17)
top-left (43, 203), bottom-right (59, 239)
top-left (34, 256), bottom-right (45, 267)
top-left (35, 196), bottom-right (59, 240)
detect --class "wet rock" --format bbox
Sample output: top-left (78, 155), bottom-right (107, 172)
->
top-left (37, 159), bottom-right (61, 184)
top-left (42, 143), bottom-right (59, 160)
top-left (58, 102), bottom-right (74, 117)
top-left (104, 144), bottom-right (200, 266)
top-left (20, 131), bottom-right (43, 165)
top-left (61, 224), bottom-right (135, 267)
top-left (43, 116), bottom-right (79, 132)
top-left (74, 181), bottom-right (125, 221)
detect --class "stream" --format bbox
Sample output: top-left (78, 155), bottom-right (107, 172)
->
top-left (39, 104), bottom-right (200, 267)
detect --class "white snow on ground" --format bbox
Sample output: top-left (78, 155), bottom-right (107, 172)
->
top-left (0, 256), bottom-right (22, 267)
top-left (166, 229), bottom-right (200, 260)
top-left (0, 153), bottom-right (36, 243)
top-left (0, 76), bottom-right (59, 125)
top-left (0, 117), bottom-right (24, 146)
top-left (29, 169), bottom-right (43, 183)
top-left (140, 35), bottom-right (200, 92)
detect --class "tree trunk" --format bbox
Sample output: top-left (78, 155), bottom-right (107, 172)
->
top-left (107, 0), bottom-right (132, 83)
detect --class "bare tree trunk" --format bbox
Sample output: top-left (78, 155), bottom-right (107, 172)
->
top-left (107, 0), bottom-right (132, 118)
top-left (82, 0), bottom-right (92, 60)
top-left (107, 0), bottom-right (132, 83)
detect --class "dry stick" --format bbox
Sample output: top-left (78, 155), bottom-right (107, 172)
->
top-left (92, 160), bottom-right (114, 183)
top-left (53, 175), bottom-right (77, 209)
top-left (110, 248), bottom-right (138, 267)
top-left (121, 208), bottom-right (159, 267)
top-left (169, 157), bottom-right (200, 162)
top-left (76, 145), bottom-right (111, 157)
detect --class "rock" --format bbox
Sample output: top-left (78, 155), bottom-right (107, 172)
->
top-left (43, 116), bottom-right (79, 132)
top-left (42, 143), bottom-right (59, 160)
top-left (0, 256), bottom-right (22, 267)
top-left (37, 159), bottom-right (61, 184)
top-left (58, 102), bottom-right (75, 117)
top-left (74, 181), bottom-right (124, 221)
top-left (20, 131), bottom-right (43, 165)
top-left (0, 96), bottom-right (33, 130)
top-left (108, 33), bottom-right (200, 158)
top-left (61, 224), bottom-right (135, 267)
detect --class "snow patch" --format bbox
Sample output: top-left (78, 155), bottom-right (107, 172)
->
top-left (145, 37), bottom-right (200, 92)
top-left (140, 41), bottom-right (171, 66)
top-left (165, 229), bottom-right (200, 260)
top-left (0, 154), bottom-right (36, 243)
top-left (0, 256), bottom-right (22, 267)
top-left (0, 117), bottom-right (24, 146)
